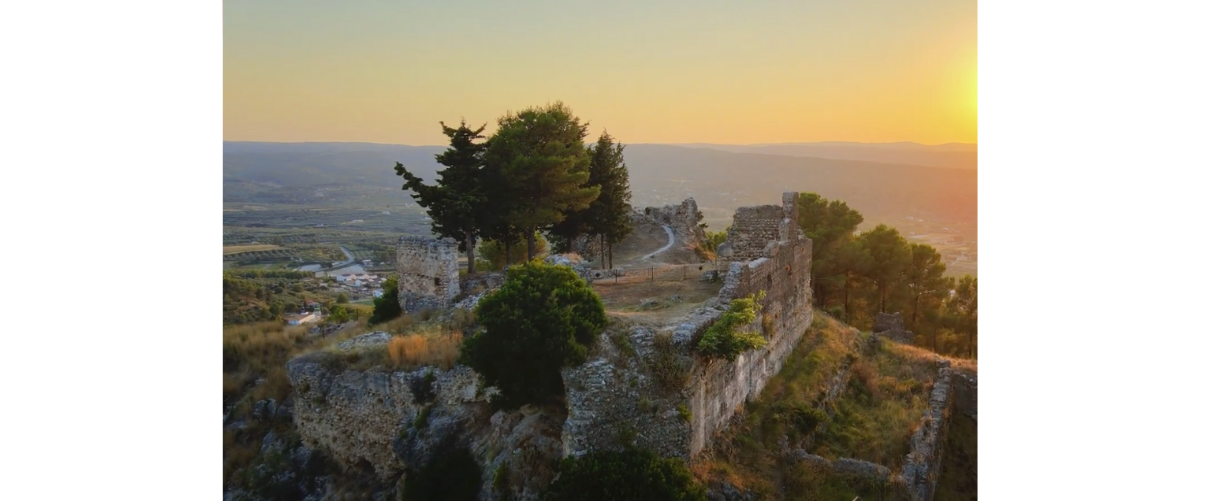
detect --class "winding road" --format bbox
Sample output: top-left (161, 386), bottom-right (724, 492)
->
top-left (641, 225), bottom-right (675, 260)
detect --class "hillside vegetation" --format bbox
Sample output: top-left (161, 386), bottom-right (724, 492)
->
top-left (695, 312), bottom-right (973, 501)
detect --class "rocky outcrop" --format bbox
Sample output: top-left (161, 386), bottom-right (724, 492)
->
top-left (632, 197), bottom-right (707, 250)
top-left (286, 354), bottom-right (489, 479)
top-left (286, 332), bottom-right (565, 500)
top-left (545, 254), bottom-right (595, 284)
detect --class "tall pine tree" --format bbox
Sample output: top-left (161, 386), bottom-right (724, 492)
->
top-left (394, 120), bottom-right (489, 273)
top-left (904, 243), bottom-right (953, 328)
top-left (857, 224), bottom-right (912, 313)
top-left (588, 131), bottom-right (633, 270)
top-left (483, 102), bottom-right (599, 261)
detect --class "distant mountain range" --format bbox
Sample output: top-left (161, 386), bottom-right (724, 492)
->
top-left (224, 141), bottom-right (976, 226)
top-left (670, 142), bottom-right (976, 170)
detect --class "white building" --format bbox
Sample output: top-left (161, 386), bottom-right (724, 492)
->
top-left (285, 312), bottom-right (319, 325)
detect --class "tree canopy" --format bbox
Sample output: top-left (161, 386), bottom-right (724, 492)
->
top-left (482, 102), bottom-right (600, 261)
top-left (459, 260), bottom-right (606, 408)
top-left (796, 193), bottom-right (864, 307)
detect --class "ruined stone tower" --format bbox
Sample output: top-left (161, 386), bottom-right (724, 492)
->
top-left (395, 236), bottom-right (460, 313)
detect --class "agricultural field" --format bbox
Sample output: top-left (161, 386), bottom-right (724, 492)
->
top-left (223, 244), bottom-right (282, 255)
top-left (221, 243), bottom-right (347, 267)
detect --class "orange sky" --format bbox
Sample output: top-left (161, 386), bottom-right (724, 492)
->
top-left (225, 0), bottom-right (976, 145)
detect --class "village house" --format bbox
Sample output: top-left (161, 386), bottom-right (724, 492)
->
top-left (284, 311), bottom-right (319, 325)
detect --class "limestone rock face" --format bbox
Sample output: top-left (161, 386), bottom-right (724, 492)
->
top-left (544, 254), bottom-right (594, 284)
top-left (286, 341), bottom-right (564, 501)
top-left (286, 352), bottom-right (490, 479)
top-left (635, 197), bottom-right (707, 249)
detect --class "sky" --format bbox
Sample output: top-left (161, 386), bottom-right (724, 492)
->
top-left (224, 0), bottom-right (976, 146)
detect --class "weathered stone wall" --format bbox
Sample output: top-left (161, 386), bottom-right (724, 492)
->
top-left (874, 312), bottom-right (916, 345)
top-left (899, 363), bottom-right (954, 501)
top-left (396, 236), bottom-right (460, 313)
top-left (725, 194), bottom-right (798, 262)
top-left (460, 272), bottom-right (505, 294)
top-left (562, 192), bottom-right (813, 459)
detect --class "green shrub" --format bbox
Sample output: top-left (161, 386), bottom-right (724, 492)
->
top-left (368, 276), bottom-right (402, 325)
top-left (649, 332), bottom-right (690, 393)
top-left (492, 461), bottom-right (514, 501)
top-left (773, 402), bottom-right (828, 435)
top-left (543, 449), bottom-right (706, 501)
top-left (459, 261), bottom-right (606, 408)
top-left (677, 404), bottom-right (692, 423)
top-left (414, 406), bottom-right (431, 430)
top-left (697, 291), bottom-right (768, 360)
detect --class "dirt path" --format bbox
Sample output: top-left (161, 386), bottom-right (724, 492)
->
top-left (641, 225), bottom-right (675, 260)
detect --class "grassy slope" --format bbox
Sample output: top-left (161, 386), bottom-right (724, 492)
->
top-left (695, 312), bottom-right (972, 501)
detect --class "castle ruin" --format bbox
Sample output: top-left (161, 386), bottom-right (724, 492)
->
top-left (395, 236), bottom-right (460, 313)
top-left (562, 192), bottom-right (814, 459)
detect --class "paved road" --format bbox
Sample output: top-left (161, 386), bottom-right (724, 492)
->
top-left (642, 225), bottom-right (675, 260)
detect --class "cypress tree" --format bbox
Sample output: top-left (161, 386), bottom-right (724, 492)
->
top-left (394, 120), bottom-right (489, 273)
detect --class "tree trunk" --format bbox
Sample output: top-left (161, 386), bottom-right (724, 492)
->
top-left (608, 236), bottom-right (615, 270)
top-left (504, 240), bottom-right (511, 267)
top-left (526, 229), bottom-right (536, 261)
top-left (565, 232), bottom-right (575, 254)
top-left (466, 233), bottom-right (476, 275)
top-left (912, 294), bottom-right (919, 325)
top-left (843, 272), bottom-right (852, 322)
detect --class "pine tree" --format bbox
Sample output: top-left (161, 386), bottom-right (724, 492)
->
top-left (394, 120), bottom-right (489, 273)
top-left (857, 225), bottom-right (912, 313)
top-left (796, 193), bottom-right (863, 307)
top-left (483, 102), bottom-right (600, 261)
top-left (904, 243), bottom-right (954, 328)
top-left (548, 130), bottom-right (632, 266)
top-left (589, 131), bottom-right (633, 269)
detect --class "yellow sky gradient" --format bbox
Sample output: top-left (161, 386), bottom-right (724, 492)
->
top-left (225, 0), bottom-right (976, 145)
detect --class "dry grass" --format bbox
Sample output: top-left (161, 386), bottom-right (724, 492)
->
top-left (593, 275), bottom-right (723, 321)
top-left (222, 244), bottom-right (283, 255)
top-left (782, 458), bottom-right (907, 501)
top-left (811, 340), bottom-right (940, 469)
top-left (947, 356), bottom-right (978, 373)
top-left (388, 329), bottom-right (463, 370)
top-left (223, 318), bottom-right (373, 486)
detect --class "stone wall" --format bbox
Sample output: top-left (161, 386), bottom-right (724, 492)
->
top-left (724, 193), bottom-right (799, 262)
top-left (396, 236), bottom-right (461, 313)
top-left (561, 192), bottom-right (813, 459)
top-left (899, 363), bottom-right (954, 501)
top-left (874, 312), bottom-right (916, 345)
